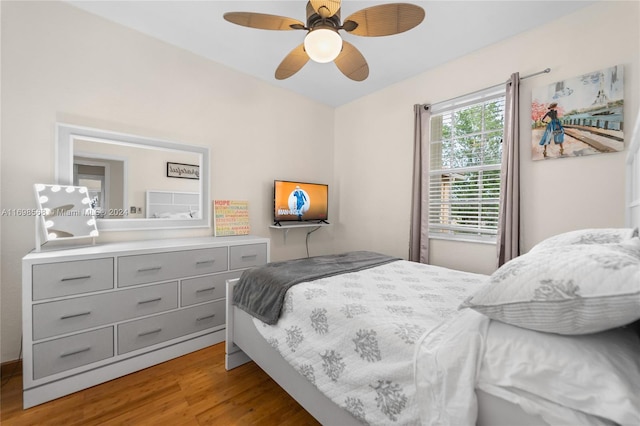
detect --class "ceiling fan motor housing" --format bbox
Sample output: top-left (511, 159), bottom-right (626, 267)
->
top-left (306, 2), bottom-right (341, 30)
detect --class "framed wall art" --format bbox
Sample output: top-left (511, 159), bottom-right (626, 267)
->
top-left (167, 162), bottom-right (199, 179)
top-left (213, 200), bottom-right (250, 236)
top-left (531, 64), bottom-right (624, 160)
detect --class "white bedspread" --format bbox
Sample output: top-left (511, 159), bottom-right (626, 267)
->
top-left (251, 260), bottom-right (486, 425)
top-left (414, 309), bottom-right (490, 426)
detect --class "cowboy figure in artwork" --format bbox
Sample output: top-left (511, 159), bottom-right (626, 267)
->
top-left (539, 102), bottom-right (565, 157)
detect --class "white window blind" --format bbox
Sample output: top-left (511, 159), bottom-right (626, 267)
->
top-left (428, 88), bottom-right (505, 242)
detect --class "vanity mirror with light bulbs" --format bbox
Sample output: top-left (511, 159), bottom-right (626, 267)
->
top-left (33, 183), bottom-right (100, 251)
top-left (56, 123), bottom-right (210, 232)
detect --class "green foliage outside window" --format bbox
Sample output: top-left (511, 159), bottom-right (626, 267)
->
top-left (429, 98), bottom-right (505, 239)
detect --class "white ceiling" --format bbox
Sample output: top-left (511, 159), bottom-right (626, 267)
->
top-left (67, 1), bottom-right (594, 107)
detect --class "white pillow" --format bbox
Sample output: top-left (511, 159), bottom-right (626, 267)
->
top-left (478, 321), bottom-right (640, 425)
top-left (530, 227), bottom-right (638, 253)
top-left (461, 237), bottom-right (640, 334)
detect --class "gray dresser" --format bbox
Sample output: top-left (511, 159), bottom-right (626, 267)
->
top-left (22, 236), bottom-right (269, 408)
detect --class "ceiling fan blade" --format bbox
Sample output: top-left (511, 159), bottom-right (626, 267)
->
top-left (343, 3), bottom-right (425, 37)
top-left (309, 0), bottom-right (342, 18)
top-left (334, 41), bottom-right (369, 82)
top-left (223, 12), bottom-right (305, 31)
top-left (275, 44), bottom-right (310, 80)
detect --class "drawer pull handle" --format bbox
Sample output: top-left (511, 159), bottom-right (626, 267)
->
top-left (60, 275), bottom-right (91, 282)
top-left (195, 286), bottom-right (216, 293)
top-left (196, 314), bottom-right (216, 321)
top-left (137, 266), bottom-right (161, 272)
top-left (138, 328), bottom-right (162, 337)
top-left (196, 260), bottom-right (215, 265)
top-left (60, 311), bottom-right (91, 320)
top-left (60, 346), bottom-right (91, 358)
top-left (138, 297), bottom-right (162, 305)
top-left (241, 254), bottom-right (257, 259)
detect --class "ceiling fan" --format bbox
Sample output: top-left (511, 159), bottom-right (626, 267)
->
top-left (223, 1), bottom-right (425, 81)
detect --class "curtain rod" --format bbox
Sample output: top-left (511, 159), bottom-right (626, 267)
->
top-left (499, 67), bottom-right (552, 89)
top-left (424, 68), bottom-right (551, 110)
top-left (522, 68), bottom-right (551, 80)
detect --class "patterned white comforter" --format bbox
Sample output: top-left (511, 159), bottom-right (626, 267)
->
top-left (252, 259), bottom-right (487, 425)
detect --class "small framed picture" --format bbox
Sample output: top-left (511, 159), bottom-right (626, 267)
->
top-left (214, 200), bottom-right (250, 236)
top-left (167, 162), bottom-right (199, 179)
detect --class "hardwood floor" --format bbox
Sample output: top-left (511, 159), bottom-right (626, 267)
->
top-left (0, 343), bottom-right (321, 425)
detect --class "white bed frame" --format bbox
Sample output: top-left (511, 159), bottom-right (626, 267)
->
top-left (146, 190), bottom-right (200, 219)
top-left (225, 109), bottom-right (640, 425)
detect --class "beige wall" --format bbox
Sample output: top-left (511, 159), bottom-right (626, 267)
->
top-left (0, 1), bottom-right (334, 362)
top-left (334, 0), bottom-right (639, 274)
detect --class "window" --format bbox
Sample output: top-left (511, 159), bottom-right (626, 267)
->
top-left (428, 88), bottom-right (505, 242)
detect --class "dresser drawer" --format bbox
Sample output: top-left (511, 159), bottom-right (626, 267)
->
top-left (118, 247), bottom-right (228, 287)
top-left (32, 327), bottom-right (113, 380)
top-left (229, 243), bottom-right (267, 270)
top-left (118, 300), bottom-right (225, 354)
top-left (181, 271), bottom-right (240, 307)
top-left (32, 258), bottom-right (114, 301)
top-left (33, 282), bottom-right (178, 340)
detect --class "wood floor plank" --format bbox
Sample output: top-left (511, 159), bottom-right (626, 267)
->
top-left (94, 388), bottom-right (192, 426)
top-left (82, 381), bottom-right (184, 424)
top-left (0, 343), bottom-right (320, 426)
top-left (194, 375), bottom-right (276, 424)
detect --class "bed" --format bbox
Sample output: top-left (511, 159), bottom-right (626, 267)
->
top-left (225, 112), bottom-right (640, 425)
top-left (146, 190), bottom-right (200, 219)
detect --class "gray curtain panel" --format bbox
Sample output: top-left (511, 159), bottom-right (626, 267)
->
top-left (497, 73), bottom-right (521, 266)
top-left (409, 104), bottom-right (431, 263)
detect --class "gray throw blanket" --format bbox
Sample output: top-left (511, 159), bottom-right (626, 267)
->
top-left (232, 251), bottom-right (400, 324)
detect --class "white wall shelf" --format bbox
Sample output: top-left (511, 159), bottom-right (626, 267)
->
top-left (269, 223), bottom-right (330, 242)
top-left (269, 223), bottom-right (330, 229)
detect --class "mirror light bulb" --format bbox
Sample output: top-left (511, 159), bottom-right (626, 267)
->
top-left (48, 233), bottom-right (58, 240)
top-left (35, 184), bottom-right (46, 192)
top-left (89, 230), bottom-right (99, 237)
top-left (79, 187), bottom-right (87, 194)
top-left (51, 185), bottom-right (61, 192)
top-left (66, 187), bottom-right (75, 193)
top-left (45, 220), bottom-right (55, 228)
top-left (304, 28), bottom-right (342, 63)
top-left (82, 197), bottom-right (91, 205)
top-left (87, 219), bottom-right (96, 226)
top-left (39, 195), bottom-right (49, 204)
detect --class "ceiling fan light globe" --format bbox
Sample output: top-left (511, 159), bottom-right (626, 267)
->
top-left (304, 28), bottom-right (342, 63)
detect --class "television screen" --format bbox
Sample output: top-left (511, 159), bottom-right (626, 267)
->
top-left (274, 180), bottom-right (328, 224)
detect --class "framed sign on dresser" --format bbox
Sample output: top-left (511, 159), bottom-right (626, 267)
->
top-left (22, 235), bottom-right (269, 408)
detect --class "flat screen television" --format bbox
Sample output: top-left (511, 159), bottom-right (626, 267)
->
top-left (273, 180), bottom-right (329, 225)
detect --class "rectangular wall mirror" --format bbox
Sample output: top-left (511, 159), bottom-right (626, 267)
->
top-left (56, 123), bottom-right (210, 232)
